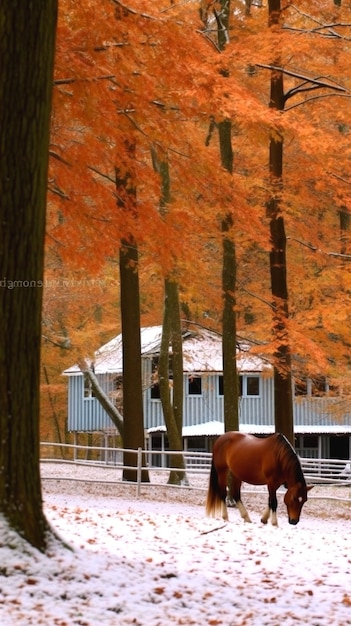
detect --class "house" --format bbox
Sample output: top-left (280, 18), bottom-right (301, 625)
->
top-left (63, 325), bottom-right (351, 460)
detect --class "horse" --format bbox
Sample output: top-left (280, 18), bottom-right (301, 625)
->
top-left (206, 431), bottom-right (313, 526)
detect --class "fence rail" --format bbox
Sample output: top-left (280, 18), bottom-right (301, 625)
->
top-left (40, 441), bottom-right (351, 492)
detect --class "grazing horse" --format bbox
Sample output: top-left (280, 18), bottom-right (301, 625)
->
top-left (206, 431), bottom-right (312, 525)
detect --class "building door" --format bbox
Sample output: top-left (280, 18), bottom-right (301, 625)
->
top-left (329, 435), bottom-right (350, 460)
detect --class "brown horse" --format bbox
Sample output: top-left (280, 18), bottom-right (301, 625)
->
top-left (206, 431), bottom-right (312, 525)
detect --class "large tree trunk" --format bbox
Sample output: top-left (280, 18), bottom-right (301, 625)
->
top-left (0, 0), bottom-right (57, 550)
top-left (217, 1), bottom-right (239, 433)
top-left (119, 239), bottom-right (149, 482)
top-left (267, 0), bottom-right (294, 444)
top-left (202, 0), bottom-right (239, 434)
top-left (219, 121), bottom-right (239, 433)
top-left (116, 154), bottom-right (149, 483)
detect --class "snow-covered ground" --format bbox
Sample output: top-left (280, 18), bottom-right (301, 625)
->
top-left (0, 465), bottom-right (350, 625)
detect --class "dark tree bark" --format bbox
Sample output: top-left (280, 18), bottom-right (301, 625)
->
top-left (219, 122), bottom-right (239, 433)
top-left (116, 154), bottom-right (149, 483)
top-left (267, 0), bottom-right (294, 444)
top-left (0, 0), bottom-right (57, 550)
top-left (339, 209), bottom-right (351, 255)
top-left (158, 279), bottom-right (187, 485)
top-left (119, 240), bottom-right (149, 482)
top-left (151, 147), bottom-right (187, 484)
top-left (217, 1), bottom-right (239, 433)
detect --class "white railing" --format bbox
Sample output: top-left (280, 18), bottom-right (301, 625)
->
top-left (40, 441), bottom-right (351, 489)
top-left (300, 457), bottom-right (351, 484)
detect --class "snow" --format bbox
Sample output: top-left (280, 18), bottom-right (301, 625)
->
top-left (63, 325), bottom-right (269, 375)
top-left (0, 472), bottom-right (350, 625)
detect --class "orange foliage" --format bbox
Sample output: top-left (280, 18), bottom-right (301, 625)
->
top-left (42, 1), bottom-right (351, 438)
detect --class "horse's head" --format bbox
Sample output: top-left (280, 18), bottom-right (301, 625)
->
top-left (284, 483), bottom-right (313, 525)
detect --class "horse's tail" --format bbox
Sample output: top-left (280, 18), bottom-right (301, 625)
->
top-left (206, 458), bottom-right (225, 518)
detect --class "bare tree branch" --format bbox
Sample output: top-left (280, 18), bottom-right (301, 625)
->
top-left (111, 0), bottom-right (157, 21)
top-left (285, 92), bottom-right (351, 112)
top-left (255, 64), bottom-right (347, 99)
top-left (287, 236), bottom-right (351, 260)
top-left (78, 359), bottom-right (124, 438)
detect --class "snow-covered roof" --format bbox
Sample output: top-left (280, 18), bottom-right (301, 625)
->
top-left (64, 325), bottom-right (269, 376)
top-left (147, 422), bottom-right (351, 437)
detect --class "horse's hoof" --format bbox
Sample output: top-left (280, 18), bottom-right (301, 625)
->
top-left (260, 518), bottom-right (268, 525)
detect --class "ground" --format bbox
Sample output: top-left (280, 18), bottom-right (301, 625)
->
top-left (0, 464), bottom-right (350, 625)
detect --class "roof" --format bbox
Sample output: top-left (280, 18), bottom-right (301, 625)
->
top-left (64, 325), bottom-right (269, 376)
top-left (147, 422), bottom-right (351, 437)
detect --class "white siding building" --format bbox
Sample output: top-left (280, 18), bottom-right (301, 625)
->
top-left (64, 325), bottom-right (351, 460)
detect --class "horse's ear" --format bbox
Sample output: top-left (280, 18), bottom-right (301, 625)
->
top-left (307, 485), bottom-right (313, 492)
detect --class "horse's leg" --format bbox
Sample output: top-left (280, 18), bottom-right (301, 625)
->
top-left (261, 485), bottom-right (278, 526)
top-left (230, 478), bottom-right (252, 523)
top-left (226, 472), bottom-right (236, 507)
top-left (217, 466), bottom-right (229, 521)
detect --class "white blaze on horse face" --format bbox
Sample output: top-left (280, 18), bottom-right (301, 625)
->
top-left (284, 485), bottom-right (306, 524)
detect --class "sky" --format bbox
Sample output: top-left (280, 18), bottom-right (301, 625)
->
top-left (0, 475), bottom-right (350, 625)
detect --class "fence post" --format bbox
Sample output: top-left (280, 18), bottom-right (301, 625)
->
top-left (136, 447), bottom-right (142, 498)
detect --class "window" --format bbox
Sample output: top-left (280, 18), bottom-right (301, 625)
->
top-left (188, 376), bottom-right (202, 395)
top-left (246, 375), bottom-right (260, 396)
top-left (303, 435), bottom-right (318, 449)
top-left (151, 385), bottom-right (161, 399)
top-left (311, 376), bottom-right (327, 396)
top-left (151, 357), bottom-right (160, 399)
top-left (219, 374), bottom-right (259, 396)
top-left (294, 378), bottom-right (307, 396)
top-left (150, 356), bottom-right (173, 399)
top-left (83, 377), bottom-right (95, 399)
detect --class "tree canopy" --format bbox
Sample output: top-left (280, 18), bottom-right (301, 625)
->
top-left (42, 0), bottom-right (351, 442)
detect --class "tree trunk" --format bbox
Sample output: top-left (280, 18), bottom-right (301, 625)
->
top-left (0, 0), bottom-right (57, 550)
top-left (339, 208), bottom-right (351, 255)
top-left (158, 279), bottom-right (187, 485)
top-left (119, 240), bottom-right (149, 482)
top-left (267, 0), bottom-right (294, 444)
top-left (151, 146), bottom-right (187, 484)
top-left (216, 1), bottom-right (239, 433)
top-left (219, 121), bottom-right (239, 433)
top-left (116, 154), bottom-right (149, 483)
top-left (43, 365), bottom-right (66, 459)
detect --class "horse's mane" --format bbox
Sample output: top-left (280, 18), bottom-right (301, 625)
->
top-left (275, 433), bottom-right (306, 484)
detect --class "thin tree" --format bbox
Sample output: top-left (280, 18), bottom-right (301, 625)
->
top-left (151, 147), bottom-right (187, 485)
top-left (0, 0), bottom-right (58, 549)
